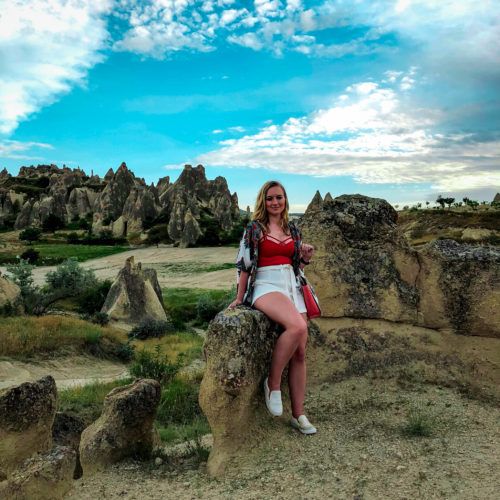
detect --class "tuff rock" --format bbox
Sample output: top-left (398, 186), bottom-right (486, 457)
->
top-left (417, 239), bottom-right (500, 337)
top-left (0, 276), bottom-right (21, 308)
top-left (0, 376), bottom-right (57, 479)
top-left (300, 194), bottom-right (420, 323)
top-left (199, 306), bottom-right (281, 477)
top-left (52, 413), bottom-right (86, 479)
top-left (0, 446), bottom-right (76, 500)
top-left (101, 256), bottom-right (167, 325)
top-left (79, 379), bottom-right (161, 475)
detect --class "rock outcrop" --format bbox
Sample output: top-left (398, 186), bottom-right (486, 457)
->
top-left (0, 446), bottom-right (76, 500)
top-left (417, 239), bottom-right (500, 337)
top-left (101, 256), bottom-right (168, 325)
top-left (0, 276), bottom-right (20, 308)
top-left (300, 194), bottom-right (420, 323)
top-left (0, 376), bottom-right (57, 479)
top-left (1, 162), bottom-right (241, 246)
top-left (199, 307), bottom-right (281, 477)
top-left (79, 379), bottom-right (161, 475)
top-left (493, 192), bottom-right (500, 203)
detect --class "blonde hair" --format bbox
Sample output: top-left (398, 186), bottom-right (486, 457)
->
top-left (253, 181), bottom-right (290, 234)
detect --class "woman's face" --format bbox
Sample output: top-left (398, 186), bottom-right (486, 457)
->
top-left (265, 185), bottom-right (286, 217)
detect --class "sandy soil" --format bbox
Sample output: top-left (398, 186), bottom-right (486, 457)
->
top-left (1, 246), bottom-right (238, 289)
top-left (0, 356), bottom-right (129, 391)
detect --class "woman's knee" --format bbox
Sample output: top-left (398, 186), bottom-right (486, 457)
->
top-left (287, 318), bottom-right (308, 343)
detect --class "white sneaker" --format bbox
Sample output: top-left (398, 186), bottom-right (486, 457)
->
top-left (264, 377), bottom-right (282, 416)
top-left (291, 415), bottom-right (317, 434)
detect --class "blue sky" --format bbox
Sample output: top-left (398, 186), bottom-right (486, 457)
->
top-left (1, 0), bottom-right (499, 212)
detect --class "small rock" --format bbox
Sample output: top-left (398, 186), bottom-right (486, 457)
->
top-left (155, 457), bottom-right (163, 466)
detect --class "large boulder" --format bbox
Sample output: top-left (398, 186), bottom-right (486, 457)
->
top-left (417, 239), bottom-right (500, 337)
top-left (101, 256), bottom-right (168, 325)
top-left (0, 277), bottom-right (20, 308)
top-left (79, 379), bottom-right (161, 475)
top-left (0, 446), bottom-right (76, 500)
top-left (0, 376), bottom-right (57, 479)
top-left (199, 307), bottom-right (281, 477)
top-left (300, 194), bottom-right (420, 323)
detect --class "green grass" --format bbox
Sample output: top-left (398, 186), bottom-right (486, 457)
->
top-left (0, 316), bottom-right (129, 359)
top-left (159, 262), bottom-right (234, 275)
top-left (33, 243), bottom-right (129, 262)
top-left (162, 287), bottom-right (234, 326)
top-left (403, 404), bottom-right (438, 437)
top-left (58, 378), bottom-right (133, 424)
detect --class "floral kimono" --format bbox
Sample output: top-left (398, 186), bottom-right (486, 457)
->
top-left (235, 220), bottom-right (304, 306)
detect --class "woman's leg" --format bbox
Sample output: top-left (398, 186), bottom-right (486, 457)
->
top-left (253, 293), bottom-right (307, 392)
top-left (288, 312), bottom-right (308, 418)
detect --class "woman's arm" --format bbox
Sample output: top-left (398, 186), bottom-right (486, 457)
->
top-left (229, 270), bottom-right (249, 308)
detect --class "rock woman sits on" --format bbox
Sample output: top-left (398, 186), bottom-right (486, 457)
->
top-left (228, 180), bottom-right (317, 434)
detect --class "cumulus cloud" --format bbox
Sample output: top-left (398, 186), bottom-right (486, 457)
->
top-left (197, 71), bottom-right (500, 193)
top-left (0, 0), bottom-right (112, 134)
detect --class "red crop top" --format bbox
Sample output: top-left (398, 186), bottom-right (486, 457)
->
top-left (257, 234), bottom-right (294, 267)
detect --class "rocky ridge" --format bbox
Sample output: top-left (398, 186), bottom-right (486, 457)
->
top-left (0, 162), bottom-right (240, 247)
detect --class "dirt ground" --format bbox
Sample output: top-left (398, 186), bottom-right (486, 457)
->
top-left (0, 246), bottom-right (238, 289)
top-left (67, 378), bottom-right (500, 500)
top-left (66, 318), bottom-right (500, 500)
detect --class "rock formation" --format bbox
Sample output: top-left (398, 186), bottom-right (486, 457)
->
top-left (79, 379), bottom-right (161, 475)
top-left (199, 307), bottom-right (281, 477)
top-left (300, 193), bottom-right (420, 323)
top-left (101, 256), bottom-right (167, 325)
top-left (52, 413), bottom-right (86, 479)
top-left (0, 376), bottom-right (57, 479)
top-left (1, 162), bottom-right (241, 246)
top-left (493, 192), bottom-right (500, 203)
top-left (0, 446), bottom-right (76, 500)
top-left (0, 277), bottom-right (20, 308)
top-left (417, 239), bottom-right (500, 337)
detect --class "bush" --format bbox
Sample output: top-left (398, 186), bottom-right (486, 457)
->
top-left (129, 347), bottom-right (180, 383)
top-left (66, 232), bottom-right (80, 244)
top-left (0, 300), bottom-right (17, 317)
top-left (89, 311), bottom-right (109, 326)
top-left (127, 318), bottom-right (174, 341)
top-left (20, 248), bottom-right (39, 264)
top-left (19, 227), bottom-right (42, 244)
top-left (45, 258), bottom-right (98, 295)
top-left (78, 280), bottom-right (112, 314)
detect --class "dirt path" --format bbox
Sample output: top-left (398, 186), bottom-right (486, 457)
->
top-left (0, 246), bottom-right (237, 290)
top-left (0, 356), bottom-right (128, 391)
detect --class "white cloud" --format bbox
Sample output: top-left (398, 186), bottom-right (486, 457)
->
top-left (0, 0), bottom-right (112, 134)
top-left (0, 139), bottom-right (54, 160)
top-left (197, 72), bottom-right (500, 193)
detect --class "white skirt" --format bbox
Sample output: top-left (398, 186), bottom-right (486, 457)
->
top-left (251, 264), bottom-right (307, 314)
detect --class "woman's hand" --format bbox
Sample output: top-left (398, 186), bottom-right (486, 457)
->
top-left (228, 298), bottom-right (243, 309)
top-left (300, 243), bottom-right (314, 263)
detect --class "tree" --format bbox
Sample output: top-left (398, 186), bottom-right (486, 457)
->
top-left (42, 214), bottom-right (64, 232)
top-left (19, 227), bottom-right (42, 244)
top-left (443, 197), bottom-right (455, 209)
top-left (66, 232), bottom-right (80, 244)
top-left (425, 201), bottom-right (430, 207)
top-left (5, 259), bottom-right (35, 295)
top-left (436, 196), bottom-right (446, 209)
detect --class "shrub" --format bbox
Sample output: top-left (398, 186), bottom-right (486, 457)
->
top-left (20, 248), bottom-right (39, 264)
top-left (195, 285), bottom-right (237, 324)
top-left (78, 280), bottom-right (112, 314)
top-left (129, 346), bottom-right (180, 383)
top-left (45, 258), bottom-right (98, 295)
top-left (127, 318), bottom-right (174, 341)
top-left (0, 300), bottom-right (17, 317)
top-left (85, 329), bottom-right (101, 345)
top-left (66, 232), bottom-right (80, 244)
top-left (403, 405), bottom-right (437, 437)
top-left (90, 311), bottom-right (109, 326)
top-left (19, 227), bottom-right (42, 244)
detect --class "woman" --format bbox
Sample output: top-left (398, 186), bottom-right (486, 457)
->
top-left (228, 180), bottom-right (317, 435)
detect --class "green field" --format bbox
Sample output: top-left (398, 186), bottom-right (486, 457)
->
top-left (34, 243), bottom-right (129, 262)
